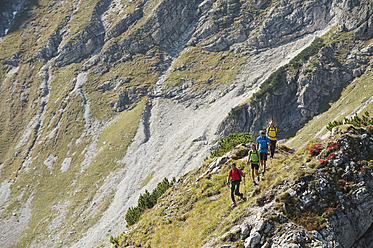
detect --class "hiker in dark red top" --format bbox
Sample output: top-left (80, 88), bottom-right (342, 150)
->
top-left (226, 163), bottom-right (246, 206)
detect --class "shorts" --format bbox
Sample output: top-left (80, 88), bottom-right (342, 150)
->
top-left (260, 152), bottom-right (268, 161)
top-left (251, 163), bottom-right (259, 170)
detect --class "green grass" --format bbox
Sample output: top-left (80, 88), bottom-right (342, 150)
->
top-left (0, 0), bottom-right (72, 61)
top-left (163, 47), bottom-right (246, 91)
top-left (140, 171), bottom-right (155, 189)
top-left (86, 48), bottom-right (161, 120)
top-left (96, 97), bottom-right (147, 167)
top-left (118, 125), bottom-right (373, 247)
top-left (0, 1), bottom-right (159, 244)
top-left (7, 96), bottom-right (147, 247)
top-left (66, 0), bottom-right (98, 42)
top-left (118, 147), bottom-right (309, 247)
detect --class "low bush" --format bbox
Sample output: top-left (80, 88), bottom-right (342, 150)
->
top-left (305, 143), bottom-right (324, 157)
top-left (326, 111), bottom-right (373, 131)
top-left (210, 133), bottom-right (254, 158)
top-left (125, 177), bottom-right (176, 226)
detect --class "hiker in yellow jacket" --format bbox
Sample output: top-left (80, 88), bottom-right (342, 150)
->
top-left (266, 121), bottom-right (277, 159)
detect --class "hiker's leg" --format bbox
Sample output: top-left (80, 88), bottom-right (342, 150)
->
top-left (260, 154), bottom-right (264, 169)
top-left (234, 181), bottom-right (240, 196)
top-left (235, 181), bottom-right (244, 198)
top-left (251, 168), bottom-right (255, 182)
top-left (270, 140), bottom-right (277, 158)
top-left (260, 152), bottom-right (267, 173)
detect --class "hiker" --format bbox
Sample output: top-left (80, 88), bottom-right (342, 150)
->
top-left (226, 163), bottom-right (246, 206)
top-left (247, 144), bottom-right (261, 186)
top-left (266, 121), bottom-right (278, 159)
top-left (256, 130), bottom-right (271, 175)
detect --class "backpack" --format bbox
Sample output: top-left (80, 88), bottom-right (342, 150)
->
top-left (267, 127), bottom-right (277, 139)
top-left (231, 168), bottom-right (242, 182)
top-left (249, 150), bottom-right (259, 162)
top-left (259, 136), bottom-right (268, 149)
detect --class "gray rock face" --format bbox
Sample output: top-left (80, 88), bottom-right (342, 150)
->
top-left (217, 32), bottom-right (372, 139)
top-left (0, 0), bottom-right (26, 37)
top-left (55, 0), bottom-right (112, 66)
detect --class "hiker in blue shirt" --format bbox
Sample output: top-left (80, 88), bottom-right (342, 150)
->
top-left (256, 130), bottom-right (271, 176)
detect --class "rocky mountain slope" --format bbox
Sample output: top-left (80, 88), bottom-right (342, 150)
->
top-left (116, 124), bottom-right (373, 248)
top-left (0, 0), bottom-right (372, 247)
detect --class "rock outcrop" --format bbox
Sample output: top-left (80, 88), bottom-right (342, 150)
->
top-left (206, 125), bottom-right (373, 248)
top-left (218, 21), bottom-right (373, 139)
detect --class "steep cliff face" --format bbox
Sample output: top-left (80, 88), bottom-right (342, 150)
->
top-left (218, 0), bottom-right (373, 139)
top-left (0, 0), bottom-right (372, 247)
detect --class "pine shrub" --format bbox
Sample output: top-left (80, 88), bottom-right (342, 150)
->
top-left (125, 177), bottom-right (176, 226)
top-left (326, 111), bottom-right (373, 131)
top-left (210, 133), bottom-right (254, 158)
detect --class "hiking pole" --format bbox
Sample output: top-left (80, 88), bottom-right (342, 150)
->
top-left (244, 174), bottom-right (247, 198)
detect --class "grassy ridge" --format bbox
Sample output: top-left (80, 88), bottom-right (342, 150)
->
top-left (117, 146), bottom-right (307, 247)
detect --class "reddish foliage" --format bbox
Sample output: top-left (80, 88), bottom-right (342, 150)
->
top-left (306, 143), bottom-right (324, 156)
top-left (327, 142), bottom-right (341, 151)
top-left (278, 144), bottom-right (292, 152)
top-left (318, 153), bottom-right (336, 165)
top-left (318, 159), bottom-right (326, 164)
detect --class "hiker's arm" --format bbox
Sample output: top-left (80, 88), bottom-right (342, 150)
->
top-left (247, 154), bottom-right (251, 164)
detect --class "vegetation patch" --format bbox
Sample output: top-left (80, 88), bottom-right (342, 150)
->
top-left (327, 111), bottom-right (373, 131)
top-left (210, 133), bottom-right (254, 158)
top-left (124, 177), bottom-right (176, 227)
top-left (163, 47), bottom-right (246, 91)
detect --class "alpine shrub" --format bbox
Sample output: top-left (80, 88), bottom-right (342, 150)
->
top-left (326, 111), bottom-right (373, 131)
top-left (210, 133), bottom-right (254, 158)
top-left (305, 143), bottom-right (324, 157)
top-left (125, 177), bottom-right (176, 226)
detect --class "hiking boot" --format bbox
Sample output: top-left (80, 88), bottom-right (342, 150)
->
top-left (262, 171), bottom-right (265, 176)
top-left (257, 176), bottom-right (260, 182)
top-left (242, 197), bottom-right (247, 201)
top-left (232, 202), bottom-right (237, 207)
top-left (253, 181), bottom-right (257, 186)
